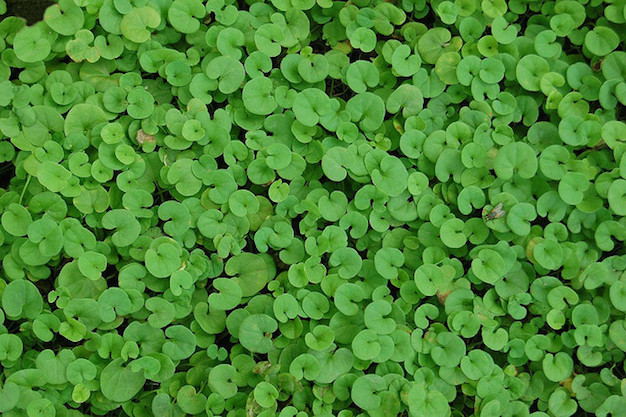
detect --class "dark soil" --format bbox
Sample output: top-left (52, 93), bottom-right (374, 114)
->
top-left (4, 0), bottom-right (54, 24)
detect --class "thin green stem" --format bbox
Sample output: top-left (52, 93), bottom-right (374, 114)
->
top-left (18, 174), bottom-right (31, 204)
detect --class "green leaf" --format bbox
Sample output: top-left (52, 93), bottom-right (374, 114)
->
top-left (2, 279), bottom-right (43, 320)
top-left (100, 358), bottom-right (146, 402)
top-left (120, 7), bottom-right (161, 43)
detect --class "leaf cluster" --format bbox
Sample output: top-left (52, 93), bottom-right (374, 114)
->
top-left (0, 0), bottom-right (625, 416)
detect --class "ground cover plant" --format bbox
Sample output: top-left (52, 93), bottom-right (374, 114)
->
top-left (0, 0), bottom-right (625, 415)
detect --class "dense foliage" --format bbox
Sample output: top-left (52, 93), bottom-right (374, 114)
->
top-left (0, 0), bottom-right (625, 416)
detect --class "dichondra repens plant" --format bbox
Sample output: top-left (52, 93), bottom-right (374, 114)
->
top-left (0, 0), bottom-right (625, 416)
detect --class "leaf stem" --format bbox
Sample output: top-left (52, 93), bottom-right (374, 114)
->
top-left (18, 174), bottom-right (31, 204)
